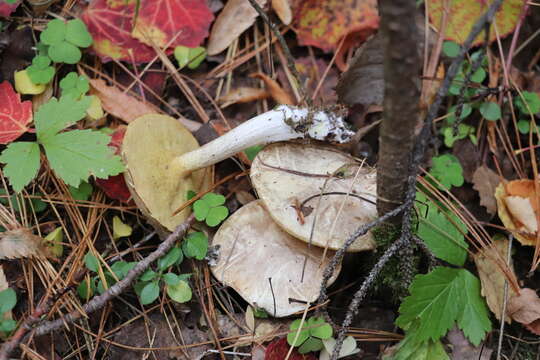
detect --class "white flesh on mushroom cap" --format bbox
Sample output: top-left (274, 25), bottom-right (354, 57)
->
top-left (251, 143), bottom-right (378, 252)
top-left (211, 200), bottom-right (340, 317)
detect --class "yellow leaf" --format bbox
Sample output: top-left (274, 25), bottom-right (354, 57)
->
top-left (44, 227), bottom-right (64, 258)
top-left (113, 216), bottom-right (132, 239)
top-left (14, 70), bottom-right (46, 95)
top-left (86, 95), bottom-right (104, 120)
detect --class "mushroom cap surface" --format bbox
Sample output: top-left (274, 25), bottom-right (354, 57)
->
top-left (250, 143), bottom-right (377, 252)
top-left (211, 200), bottom-right (340, 317)
top-left (122, 114), bottom-right (211, 232)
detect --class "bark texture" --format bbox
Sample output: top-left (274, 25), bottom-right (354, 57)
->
top-left (376, 0), bottom-right (420, 221)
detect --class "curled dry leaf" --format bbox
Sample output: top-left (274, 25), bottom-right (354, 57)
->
top-left (472, 166), bottom-right (500, 216)
top-left (218, 87), bottom-right (269, 108)
top-left (207, 0), bottom-right (267, 55)
top-left (250, 73), bottom-right (295, 105)
top-left (251, 143), bottom-right (377, 252)
top-left (272, 0), bottom-right (292, 25)
top-left (211, 200), bottom-right (340, 317)
top-left (507, 288), bottom-right (540, 335)
top-left (495, 179), bottom-right (539, 246)
top-left (472, 236), bottom-right (516, 322)
top-left (0, 228), bottom-right (50, 260)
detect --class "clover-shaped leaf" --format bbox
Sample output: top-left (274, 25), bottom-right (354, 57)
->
top-left (40, 18), bottom-right (92, 64)
top-left (60, 72), bottom-right (89, 99)
top-left (41, 19), bottom-right (66, 46)
top-left (429, 154), bottom-right (464, 189)
top-left (26, 55), bottom-right (55, 84)
top-left (193, 193), bottom-right (229, 227)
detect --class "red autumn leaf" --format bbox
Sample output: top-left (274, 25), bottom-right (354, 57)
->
top-left (265, 338), bottom-right (317, 360)
top-left (428, 0), bottom-right (522, 46)
top-left (132, 0), bottom-right (213, 48)
top-left (81, 0), bottom-right (158, 63)
top-left (293, 0), bottom-right (379, 69)
top-left (0, 81), bottom-right (32, 144)
top-left (95, 127), bottom-right (132, 203)
top-left (0, 0), bottom-right (20, 17)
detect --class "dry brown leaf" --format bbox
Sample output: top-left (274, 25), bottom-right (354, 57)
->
top-left (207, 0), bottom-right (267, 55)
top-left (505, 196), bottom-right (538, 234)
top-left (217, 87), bottom-right (269, 108)
top-left (473, 237), bottom-right (516, 322)
top-left (0, 228), bottom-right (49, 260)
top-left (250, 72), bottom-right (295, 105)
top-left (507, 288), bottom-right (540, 335)
top-left (447, 327), bottom-right (492, 360)
top-left (472, 166), bottom-right (500, 215)
top-left (272, 0), bottom-right (292, 25)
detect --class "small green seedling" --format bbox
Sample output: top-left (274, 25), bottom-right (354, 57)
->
top-left (193, 193), bottom-right (229, 227)
top-left (44, 227), bottom-right (64, 257)
top-left (442, 41), bottom-right (460, 58)
top-left (174, 46), bottom-right (207, 69)
top-left (479, 101), bottom-right (501, 121)
top-left (182, 231), bottom-right (209, 260)
top-left (26, 55), bottom-right (55, 85)
top-left (287, 316), bottom-right (333, 354)
top-left (40, 18), bottom-right (92, 64)
top-left (428, 154), bottom-right (464, 189)
top-left (514, 91), bottom-right (540, 135)
top-left (60, 72), bottom-right (90, 99)
top-left (0, 189), bottom-right (47, 214)
top-left (0, 287), bottom-right (17, 335)
top-left (69, 181), bottom-right (93, 201)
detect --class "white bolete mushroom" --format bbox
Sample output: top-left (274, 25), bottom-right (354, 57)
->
top-left (211, 200), bottom-right (340, 317)
top-left (122, 106), bottom-right (353, 231)
top-left (251, 143), bottom-right (378, 252)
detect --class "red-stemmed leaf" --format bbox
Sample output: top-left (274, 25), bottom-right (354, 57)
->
top-left (265, 338), bottom-right (317, 360)
top-left (132, 0), bottom-right (213, 48)
top-left (0, 0), bottom-right (20, 17)
top-left (81, 0), bottom-right (157, 63)
top-left (0, 81), bottom-right (32, 144)
top-left (95, 127), bottom-right (132, 203)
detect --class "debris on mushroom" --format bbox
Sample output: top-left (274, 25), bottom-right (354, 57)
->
top-left (250, 142), bottom-right (378, 252)
top-left (211, 200), bottom-right (341, 317)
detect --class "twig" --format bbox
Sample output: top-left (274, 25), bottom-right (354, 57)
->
top-left (0, 216), bottom-right (195, 360)
top-left (324, 0), bottom-right (505, 358)
top-left (497, 234), bottom-right (514, 360)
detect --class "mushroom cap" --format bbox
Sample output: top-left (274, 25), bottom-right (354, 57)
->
top-left (211, 200), bottom-right (340, 317)
top-left (122, 114), bottom-right (212, 232)
top-left (250, 143), bottom-right (377, 252)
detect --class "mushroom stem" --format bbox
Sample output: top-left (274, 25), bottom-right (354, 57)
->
top-left (172, 105), bottom-right (354, 174)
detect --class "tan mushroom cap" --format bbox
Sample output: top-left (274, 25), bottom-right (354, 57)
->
top-left (122, 114), bottom-right (212, 232)
top-left (250, 143), bottom-right (377, 252)
top-left (211, 200), bottom-right (340, 317)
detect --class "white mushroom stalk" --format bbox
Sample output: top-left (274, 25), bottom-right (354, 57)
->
top-left (172, 105), bottom-right (354, 174)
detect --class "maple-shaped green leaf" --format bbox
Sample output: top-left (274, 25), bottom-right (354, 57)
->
top-left (35, 96), bottom-right (91, 141)
top-left (42, 130), bottom-right (124, 187)
top-left (396, 267), bottom-right (490, 345)
top-left (0, 142), bottom-right (40, 192)
top-left (456, 270), bottom-right (491, 346)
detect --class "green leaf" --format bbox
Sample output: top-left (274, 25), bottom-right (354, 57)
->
top-left (48, 42), bottom-right (81, 64)
top-left (429, 154), bottom-right (464, 189)
top-left (69, 181), bottom-right (93, 201)
top-left (456, 270), bottom-right (491, 346)
top-left (517, 119), bottom-right (530, 134)
top-left (96, 273), bottom-right (116, 294)
top-left (35, 96), bottom-right (91, 141)
top-left (442, 41), bottom-right (459, 57)
top-left (446, 104), bottom-right (471, 124)
top-left (139, 269), bottom-right (157, 282)
top-left (110, 261), bottom-right (136, 279)
top-left (44, 227), bottom-right (63, 257)
top-left (40, 19), bottom-right (66, 46)
top-left (202, 193), bottom-right (226, 207)
top-left (42, 129), bottom-right (124, 187)
top-left (193, 193), bottom-right (228, 226)
top-left (162, 272), bottom-right (180, 286)
top-left (65, 19), bottom-right (93, 48)
top-left (174, 46), bottom-right (206, 69)
top-left (0, 319), bottom-right (17, 333)
top-left (0, 142), bottom-right (41, 193)
top-left (396, 267), bottom-right (463, 342)
top-left (416, 196), bottom-right (468, 266)
top-left (515, 91), bottom-right (540, 115)
top-left (308, 317), bottom-right (332, 339)
top-left (158, 247), bottom-right (182, 270)
top-left (60, 72), bottom-right (89, 99)
top-left (288, 319), bottom-right (310, 347)
top-left (77, 278), bottom-right (95, 300)
top-left (298, 337), bottom-right (323, 354)
top-left (140, 281), bottom-right (160, 305)
top-left (387, 333), bottom-right (449, 360)
top-left (182, 232), bottom-right (208, 260)
top-left (442, 124), bottom-right (474, 148)
top-left (84, 252), bottom-right (99, 272)
top-left (245, 145), bottom-right (264, 161)
top-left (112, 216), bottom-right (132, 239)
top-left (0, 190), bottom-right (47, 213)
top-left (27, 55), bottom-right (55, 85)
top-left (470, 67), bottom-right (486, 83)
top-left (0, 288), bottom-right (16, 313)
top-left (479, 102), bottom-right (501, 121)
top-left (166, 280), bottom-right (192, 303)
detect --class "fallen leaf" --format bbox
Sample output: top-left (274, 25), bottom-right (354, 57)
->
top-left (293, 0), bottom-right (379, 69)
top-left (507, 288), bottom-right (540, 335)
top-left (473, 236), bottom-right (515, 322)
top-left (0, 0), bottom-right (20, 17)
top-left (250, 73), bottom-right (295, 105)
top-left (272, 0), bottom-right (292, 25)
top-left (81, 0), bottom-right (158, 63)
top-left (0, 81), bottom-right (32, 144)
top-left (472, 166), bottom-right (500, 215)
top-left (446, 326), bottom-right (492, 360)
top-left (132, 0), bottom-right (213, 49)
top-left (113, 216), bottom-right (132, 239)
top-left (265, 337), bottom-right (317, 360)
top-left (218, 87), bottom-right (269, 108)
top-left (207, 0), bottom-right (267, 55)
top-left (0, 228), bottom-right (50, 260)
top-left (505, 196), bottom-right (538, 234)
top-left (428, 0), bottom-right (522, 46)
